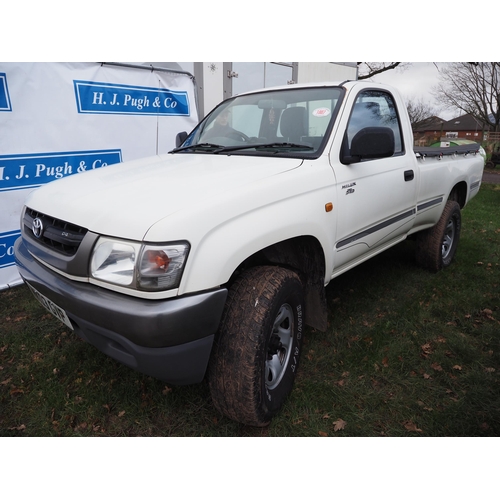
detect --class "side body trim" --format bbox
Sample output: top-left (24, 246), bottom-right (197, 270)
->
top-left (336, 208), bottom-right (416, 249)
top-left (417, 197), bottom-right (443, 212)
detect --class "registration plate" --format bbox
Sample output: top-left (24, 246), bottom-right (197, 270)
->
top-left (26, 282), bottom-right (74, 330)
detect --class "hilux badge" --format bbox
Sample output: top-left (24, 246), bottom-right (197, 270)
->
top-left (32, 218), bottom-right (44, 239)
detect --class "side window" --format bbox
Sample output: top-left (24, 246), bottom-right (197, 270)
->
top-left (345, 90), bottom-right (404, 159)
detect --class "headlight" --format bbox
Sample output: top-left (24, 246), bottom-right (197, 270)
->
top-left (91, 239), bottom-right (138, 285)
top-left (90, 237), bottom-right (189, 291)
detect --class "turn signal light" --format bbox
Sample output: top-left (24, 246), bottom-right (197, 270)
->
top-left (149, 250), bottom-right (171, 271)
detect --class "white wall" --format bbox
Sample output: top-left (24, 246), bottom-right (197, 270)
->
top-left (296, 62), bottom-right (358, 83)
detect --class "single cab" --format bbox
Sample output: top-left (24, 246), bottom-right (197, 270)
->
top-left (15, 80), bottom-right (485, 426)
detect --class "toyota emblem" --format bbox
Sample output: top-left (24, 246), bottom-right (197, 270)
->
top-left (32, 217), bottom-right (44, 239)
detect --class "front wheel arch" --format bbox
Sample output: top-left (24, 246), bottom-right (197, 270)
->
top-left (230, 236), bottom-right (328, 332)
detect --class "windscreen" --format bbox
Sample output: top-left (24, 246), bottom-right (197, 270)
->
top-left (176, 86), bottom-right (344, 158)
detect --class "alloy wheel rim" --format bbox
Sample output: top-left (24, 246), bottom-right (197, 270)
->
top-left (265, 303), bottom-right (294, 390)
top-left (442, 218), bottom-right (456, 260)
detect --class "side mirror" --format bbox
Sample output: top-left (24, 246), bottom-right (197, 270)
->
top-left (341, 127), bottom-right (395, 164)
top-left (176, 131), bottom-right (188, 147)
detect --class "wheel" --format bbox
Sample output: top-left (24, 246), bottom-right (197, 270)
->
top-left (415, 200), bottom-right (461, 272)
top-left (485, 160), bottom-right (494, 169)
top-left (208, 266), bottom-right (304, 427)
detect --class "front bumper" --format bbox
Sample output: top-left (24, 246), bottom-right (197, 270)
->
top-left (14, 237), bottom-right (228, 385)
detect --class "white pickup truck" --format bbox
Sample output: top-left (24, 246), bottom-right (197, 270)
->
top-left (14, 80), bottom-right (484, 426)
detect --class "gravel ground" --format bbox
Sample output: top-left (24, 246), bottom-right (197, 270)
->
top-left (483, 169), bottom-right (500, 183)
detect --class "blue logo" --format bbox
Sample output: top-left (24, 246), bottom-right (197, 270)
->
top-left (0, 149), bottom-right (122, 192)
top-left (74, 80), bottom-right (190, 116)
top-left (0, 73), bottom-right (12, 112)
top-left (0, 230), bottom-right (20, 269)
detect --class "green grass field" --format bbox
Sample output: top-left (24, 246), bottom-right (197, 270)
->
top-left (1, 184), bottom-right (499, 437)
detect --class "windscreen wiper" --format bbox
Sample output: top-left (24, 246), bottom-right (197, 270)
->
top-left (169, 143), bottom-right (223, 153)
top-left (170, 141), bottom-right (314, 154)
top-left (214, 142), bottom-right (315, 153)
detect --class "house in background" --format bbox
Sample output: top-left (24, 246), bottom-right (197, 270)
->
top-left (413, 116), bottom-right (447, 146)
top-left (413, 113), bottom-right (489, 146)
top-left (440, 114), bottom-right (488, 142)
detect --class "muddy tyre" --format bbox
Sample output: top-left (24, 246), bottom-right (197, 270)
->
top-left (415, 200), bottom-right (461, 272)
top-left (208, 266), bottom-right (304, 427)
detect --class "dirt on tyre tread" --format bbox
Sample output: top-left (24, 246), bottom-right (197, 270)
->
top-left (208, 266), bottom-right (302, 427)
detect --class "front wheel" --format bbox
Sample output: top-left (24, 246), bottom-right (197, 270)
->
top-left (415, 200), bottom-right (461, 272)
top-left (208, 266), bottom-right (304, 427)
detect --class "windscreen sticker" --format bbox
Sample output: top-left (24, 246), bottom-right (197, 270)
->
top-left (312, 107), bottom-right (331, 117)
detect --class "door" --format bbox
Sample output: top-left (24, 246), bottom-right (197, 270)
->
top-left (332, 89), bottom-right (417, 273)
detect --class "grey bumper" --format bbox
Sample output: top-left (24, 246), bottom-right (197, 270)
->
top-left (14, 237), bottom-right (227, 385)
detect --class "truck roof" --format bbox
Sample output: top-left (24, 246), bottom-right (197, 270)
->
top-left (234, 79), bottom-right (396, 96)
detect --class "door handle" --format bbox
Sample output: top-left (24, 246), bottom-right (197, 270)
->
top-left (404, 170), bottom-right (414, 181)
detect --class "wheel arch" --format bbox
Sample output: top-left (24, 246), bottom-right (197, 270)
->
top-left (448, 181), bottom-right (467, 208)
top-left (229, 235), bottom-right (328, 331)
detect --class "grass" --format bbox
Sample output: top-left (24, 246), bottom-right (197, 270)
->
top-left (1, 184), bottom-right (499, 437)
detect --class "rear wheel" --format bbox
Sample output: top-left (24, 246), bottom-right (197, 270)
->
top-left (208, 266), bottom-right (304, 427)
top-left (415, 200), bottom-right (461, 272)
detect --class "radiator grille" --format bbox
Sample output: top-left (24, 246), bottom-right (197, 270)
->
top-left (24, 208), bottom-right (88, 256)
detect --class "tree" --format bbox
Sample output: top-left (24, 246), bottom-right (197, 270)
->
top-left (357, 63), bottom-right (410, 80)
top-left (432, 62), bottom-right (500, 132)
top-left (406, 96), bottom-right (440, 128)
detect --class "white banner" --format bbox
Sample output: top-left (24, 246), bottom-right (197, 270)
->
top-left (0, 62), bottom-right (199, 289)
